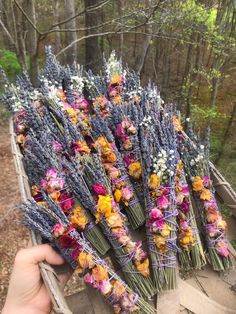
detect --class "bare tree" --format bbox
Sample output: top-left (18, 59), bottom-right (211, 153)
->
top-left (85, 0), bottom-right (101, 73)
top-left (23, 0), bottom-right (38, 85)
top-left (64, 0), bottom-right (77, 64)
top-left (215, 102), bottom-right (236, 164)
top-left (54, 0), bottom-right (62, 53)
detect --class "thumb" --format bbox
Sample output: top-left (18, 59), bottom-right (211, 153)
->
top-left (15, 244), bottom-right (64, 266)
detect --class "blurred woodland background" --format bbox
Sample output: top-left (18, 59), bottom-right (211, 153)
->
top-left (0, 0), bottom-right (236, 307)
top-left (0, 0), bottom-right (236, 186)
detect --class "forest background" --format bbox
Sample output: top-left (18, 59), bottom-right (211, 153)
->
top-left (0, 0), bottom-right (236, 307)
top-left (0, 0), bottom-right (236, 184)
top-left (1, 0), bottom-right (235, 188)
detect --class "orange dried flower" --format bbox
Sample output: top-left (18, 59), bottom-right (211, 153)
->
top-left (148, 173), bottom-right (160, 190)
top-left (200, 188), bottom-right (211, 201)
top-left (135, 258), bottom-right (150, 277)
top-left (154, 236), bottom-right (167, 253)
top-left (114, 189), bottom-right (122, 202)
top-left (106, 213), bottom-right (123, 228)
top-left (77, 252), bottom-right (95, 271)
top-left (96, 195), bottom-right (112, 221)
top-left (192, 176), bottom-right (204, 192)
top-left (172, 115), bottom-right (183, 132)
top-left (112, 280), bottom-right (126, 297)
top-left (106, 152), bottom-right (117, 163)
top-left (50, 191), bottom-right (61, 202)
top-left (70, 207), bottom-right (88, 230)
top-left (128, 162), bottom-right (142, 179)
top-left (92, 265), bottom-right (109, 282)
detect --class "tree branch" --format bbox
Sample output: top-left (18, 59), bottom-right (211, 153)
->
top-left (0, 17), bottom-right (16, 46)
top-left (40, 2), bottom-right (159, 38)
top-left (56, 28), bottom-right (198, 58)
top-left (13, 0), bottom-right (42, 35)
top-left (48, 0), bottom-right (110, 31)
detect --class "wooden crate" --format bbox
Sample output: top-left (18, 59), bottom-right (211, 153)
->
top-left (10, 119), bottom-right (236, 314)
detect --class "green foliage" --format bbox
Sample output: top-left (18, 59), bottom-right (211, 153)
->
top-left (192, 105), bottom-right (222, 120)
top-left (230, 239), bottom-right (236, 251)
top-left (181, 0), bottom-right (217, 34)
top-left (217, 154), bottom-right (236, 191)
top-left (220, 204), bottom-right (232, 219)
top-left (209, 133), bottom-right (222, 156)
top-left (0, 49), bottom-right (21, 80)
top-left (0, 103), bottom-right (10, 121)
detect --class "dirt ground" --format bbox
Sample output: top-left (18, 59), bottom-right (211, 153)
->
top-left (0, 121), bottom-right (29, 309)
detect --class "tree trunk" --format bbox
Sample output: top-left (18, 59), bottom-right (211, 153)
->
top-left (184, 33), bottom-right (202, 127)
top-left (85, 0), bottom-right (101, 73)
top-left (134, 0), bottom-right (153, 75)
top-left (64, 0), bottom-right (77, 65)
top-left (54, 0), bottom-right (62, 54)
top-left (14, 2), bottom-right (27, 69)
top-left (24, 0), bottom-right (39, 85)
top-left (181, 32), bottom-right (195, 86)
top-left (118, 0), bottom-right (124, 58)
top-left (161, 41), bottom-right (170, 93)
top-left (215, 102), bottom-right (236, 164)
top-left (0, 1), bottom-right (15, 51)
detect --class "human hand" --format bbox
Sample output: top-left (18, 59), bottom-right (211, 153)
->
top-left (2, 244), bottom-right (68, 314)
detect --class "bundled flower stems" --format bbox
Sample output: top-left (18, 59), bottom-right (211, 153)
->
top-left (90, 116), bottom-right (145, 229)
top-left (9, 73), bottom-right (154, 298)
top-left (2, 48), bottom-right (235, 308)
top-left (13, 104), bottom-right (110, 256)
top-left (109, 106), bottom-right (145, 206)
top-left (21, 199), bottom-right (156, 314)
top-left (174, 119), bottom-right (235, 271)
top-left (63, 152), bottom-right (155, 299)
top-left (175, 160), bottom-right (206, 270)
top-left (139, 112), bottom-right (179, 291)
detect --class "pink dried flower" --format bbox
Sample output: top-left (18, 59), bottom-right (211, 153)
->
top-left (204, 198), bottom-right (217, 210)
top-left (179, 220), bottom-right (189, 231)
top-left (123, 153), bottom-right (134, 167)
top-left (206, 224), bottom-right (219, 238)
top-left (181, 200), bottom-right (190, 214)
top-left (46, 168), bottom-right (58, 178)
top-left (157, 195), bottom-right (169, 209)
top-left (216, 243), bottom-right (229, 257)
top-left (116, 124), bottom-right (125, 138)
top-left (120, 294), bottom-right (136, 310)
top-left (122, 186), bottom-right (133, 201)
top-left (58, 233), bottom-right (76, 248)
top-left (107, 166), bottom-right (120, 179)
top-left (48, 177), bottom-right (64, 190)
top-left (52, 224), bottom-right (66, 237)
top-left (71, 246), bottom-right (82, 260)
top-left (52, 141), bottom-right (63, 153)
top-left (176, 193), bottom-right (184, 205)
top-left (84, 273), bottom-right (94, 285)
top-left (59, 193), bottom-right (74, 213)
top-left (92, 182), bottom-right (107, 195)
top-left (149, 208), bottom-right (163, 221)
top-left (99, 280), bottom-right (112, 295)
top-left (111, 227), bottom-right (126, 237)
top-left (152, 219), bottom-right (164, 232)
top-left (182, 186), bottom-right (189, 195)
top-left (203, 176), bottom-right (210, 187)
top-left (40, 179), bottom-right (47, 190)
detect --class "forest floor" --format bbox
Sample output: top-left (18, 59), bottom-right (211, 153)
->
top-left (0, 120), bottom-right (29, 309)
